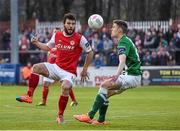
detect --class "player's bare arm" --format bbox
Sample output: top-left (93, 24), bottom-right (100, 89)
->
top-left (103, 54), bottom-right (127, 97)
top-left (114, 54), bottom-right (126, 80)
top-left (101, 54), bottom-right (126, 89)
top-left (31, 36), bottom-right (51, 51)
top-left (29, 37), bottom-right (51, 77)
top-left (80, 50), bottom-right (94, 83)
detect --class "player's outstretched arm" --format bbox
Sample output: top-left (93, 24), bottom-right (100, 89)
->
top-left (80, 50), bottom-right (94, 82)
top-left (31, 36), bottom-right (51, 51)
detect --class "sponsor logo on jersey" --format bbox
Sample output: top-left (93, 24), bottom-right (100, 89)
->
top-left (70, 40), bottom-right (75, 45)
top-left (56, 43), bottom-right (75, 50)
top-left (56, 39), bottom-right (76, 51)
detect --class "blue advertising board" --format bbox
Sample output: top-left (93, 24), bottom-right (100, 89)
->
top-left (0, 64), bottom-right (20, 84)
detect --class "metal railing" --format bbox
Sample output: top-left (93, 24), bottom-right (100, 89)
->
top-left (128, 21), bottom-right (170, 33)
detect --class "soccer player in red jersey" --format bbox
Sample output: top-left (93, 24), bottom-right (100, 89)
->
top-left (37, 48), bottom-right (78, 107)
top-left (16, 13), bottom-right (93, 124)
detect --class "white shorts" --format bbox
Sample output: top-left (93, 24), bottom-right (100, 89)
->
top-left (44, 62), bottom-right (76, 85)
top-left (43, 77), bottom-right (54, 83)
top-left (116, 74), bottom-right (141, 90)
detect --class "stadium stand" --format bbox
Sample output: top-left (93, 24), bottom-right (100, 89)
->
top-left (0, 21), bottom-right (180, 66)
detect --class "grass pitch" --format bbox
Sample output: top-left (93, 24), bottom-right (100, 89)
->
top-left (0, 85), bottom-right (180, 130)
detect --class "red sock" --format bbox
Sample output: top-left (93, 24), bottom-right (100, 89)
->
top-left (42, 86), bottom-right (49, 104)
top-left (69, 88), bottom-right (76, 102)
top-left (58, 95), bottom-right (69, 116)
top-left (27, 73), bottom-right (39, 97)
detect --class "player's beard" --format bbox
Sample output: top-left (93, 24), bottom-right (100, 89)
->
top-left (64, 27), bottom-right (75, 36)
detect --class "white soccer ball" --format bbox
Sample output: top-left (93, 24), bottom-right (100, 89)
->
top-left (88, 14), bottom-right (104, 29)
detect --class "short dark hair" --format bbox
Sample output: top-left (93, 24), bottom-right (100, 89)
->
top-left (113, 20), bottom-right (128, 33)
top-left (63, 13), bottom-right (76, 24)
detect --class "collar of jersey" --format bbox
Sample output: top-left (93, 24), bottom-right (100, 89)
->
top-left (63, 31), bottom-right (75, 37)
top-left (119, 34), bottom-right (126, 40)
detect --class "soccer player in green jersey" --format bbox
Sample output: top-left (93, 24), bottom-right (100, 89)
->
top-left (74, 20), bottom-right (142, 125)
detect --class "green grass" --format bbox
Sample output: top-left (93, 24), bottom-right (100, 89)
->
top-left (0, 85), bottom-right (180, 130)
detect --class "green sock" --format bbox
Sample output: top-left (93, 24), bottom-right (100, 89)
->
top-left (88, 94), bottom-right (106, 119)
top-left (98, 101), bottom-right (109, 122)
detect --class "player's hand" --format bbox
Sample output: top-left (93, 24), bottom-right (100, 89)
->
top-left (53, 28), bottom-right (60, 34)
top-left (111, 75), bottom-right (119, 82)
top-left (51, 47), bottom-right (57, 51)
top-left (53, 29), bottom-right (57, 34)
top-left (80, 69), bottom-right (89, 83)
top-left (31, 36), bottom-right (38, 45)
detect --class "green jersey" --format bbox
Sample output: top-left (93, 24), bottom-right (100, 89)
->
top-left (117, 35), bottom-right (142, 75)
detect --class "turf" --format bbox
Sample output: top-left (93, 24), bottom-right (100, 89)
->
top-left (0, 85), bottom-right (180, 130)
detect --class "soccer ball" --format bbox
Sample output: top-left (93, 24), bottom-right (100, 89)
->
top-left (88, 14), bottom-right (104, 29)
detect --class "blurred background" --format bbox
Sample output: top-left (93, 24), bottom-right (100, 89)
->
top-left (1, 0), bottom-right (180, 22)
top-left (0, 0), bottom-right (180, 86)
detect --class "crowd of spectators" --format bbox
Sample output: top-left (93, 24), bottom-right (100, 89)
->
top-left (0, 27), bottom-right (48, 65)
top-left (81, 24), bottom-right (180, 67)
top-left (0, 24), bottom-right (180, 68)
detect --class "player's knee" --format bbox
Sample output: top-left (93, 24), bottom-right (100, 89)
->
top-left (100, 81), bottom-right (110, 88)
top-left (62, 80), bottom-right (72, 89)
top-left (32, 64), bottom-right (49, 77)
top-left (43, 81), bottom-right (51, 87)
top-left (61, 80), bottom-right (72, 96)
top-left (98, 87), bottom-right (108, 95)
top-left (61, 88), bottom-right (70, 96)
top-left (32, 64), bottom-right (40, 73)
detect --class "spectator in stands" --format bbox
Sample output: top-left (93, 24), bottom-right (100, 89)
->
top-left (91, 33), bottom-right (101, 53)
top-left (168, 40), bottom-right (176, 58)
top-left (19, 35), bottom-right (30, 50)
top-left (165, 26), bottom-right (174, 43)
top-left (167, 54), bottom-right (176, 66)
top-left (19, 35), bottom-right (30, 65)
top-left (127, 28), bottom-right (137, 40)
top-left (144, 30), bottom-right (157, 48)
top-left (135, 34), bottom-right (142, 47)
top-left (171, 33), bottom-right (178, 46)
top-left (93, 53), bottom-right (104, 69)
top-left (2, 29), bottom-right (11, 61)
top-left (100, 27), bottom-right (111, 40)
top-left (143, 50), bottom-right (151, 65)
top-left (175, 29), bottom-right (180, 48)
top-left (0, 56), bottom-right (5, 64)
top-left (21, 62), bottom-right (32, 84)
top-left (2, 29), bottom-right (11, 50)
top-left (150, 51), bottom-right (159, 65)
top-left (137, 29), bottom-right (145, 44)
top-left (160, 37), bottom-right (168, 47)
top-left (137, 45), bottom-right (144, 65)
top-left (84, 27), bottom-right (91, 37)
top-left (112, 37), bottom-right (118, 46)
top-left (107, 48), bottom-right (119, 66)
top-left (102, 36), bottom-right (113, 55)
top-left (157, 47), bottom-right (170, 65)
top-left (97, 43), bottom-right (104, 55)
